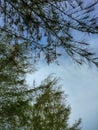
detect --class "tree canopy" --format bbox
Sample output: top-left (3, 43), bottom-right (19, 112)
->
top-left (0, 40), bottom-right (32, 129)
top-left (0, 72), bottom-right (81, 130)
top-left (0, 39), bottom-right (81, 129)
top-left (0, 0), bottom-right (98, 65)
top-left (0, 0), bottom-right (98, 129)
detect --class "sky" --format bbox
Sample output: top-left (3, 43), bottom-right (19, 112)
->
top-left (26, 28), bottom-right (98, 130)
top-left (27, 54), bottom-right (98, 130)
top-left (26, 1), bottom-right (98, 130)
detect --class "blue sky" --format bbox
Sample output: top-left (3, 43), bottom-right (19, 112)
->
top-left (27, 56), bottom-right (98, 130)
top-left (26, 29), bottom-right (98, 130)
top-left (26, 2), bottom-right (98, 128)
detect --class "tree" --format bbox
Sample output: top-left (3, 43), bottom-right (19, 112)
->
top-left (0, 73), bottom-right (81, 130)
top-left (0, 39), bottom-right (34, 129)
top-left (0, 38), bottom-right (81, 129)
top-left (31, 77), bottom-right (81, 130)
top-left (0, 37), bottom-right (80, 130)
top-left (0, 0), bottom-right (98, 65)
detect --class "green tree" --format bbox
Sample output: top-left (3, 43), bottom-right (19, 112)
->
top-left (0, 39), bottom-right (34, 129)
top-left (0, 39), bottom-right (81, 129)
top-left (0, 36), bottom-right (80, 130)
top-left (31, 77), bottom-right (81, 130)
top-left (0, 73), bottom-right (81, 130)
top-left (0, 0), bottom-right (98, 65)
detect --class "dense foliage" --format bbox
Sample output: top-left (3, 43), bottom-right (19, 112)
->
top-left (0, 41), bottom-right (81, 129)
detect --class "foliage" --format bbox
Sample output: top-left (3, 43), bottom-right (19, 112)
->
top-left (0, 74), bottom-right (81, 130)
top-left (0, 39), bottom-right (34, 129)
top-left (0, 0), bottom-right (98, 65)
top-left (31, 77), bottom-right (81, 130)
top-left (0, 0), bottom-right (98, 129)
top-left (0, 41), bottom-right (81, 129)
